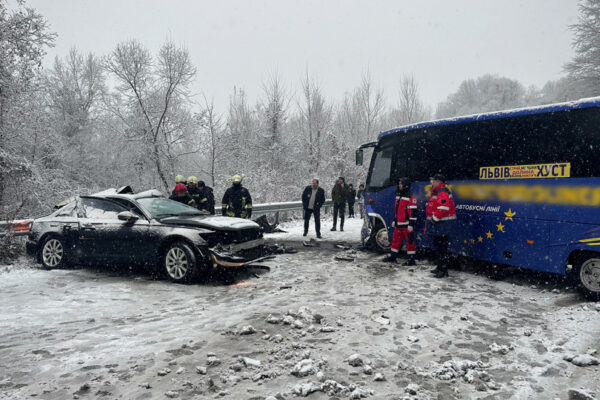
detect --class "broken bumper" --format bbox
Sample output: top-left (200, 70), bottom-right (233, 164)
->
top-left (210, 251), bottom-right (275, 268)
top-left (209, 238), bottom-right (275, 268)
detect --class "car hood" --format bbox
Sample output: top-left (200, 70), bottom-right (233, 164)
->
top-left (159, 215), bottom-right (260, 231)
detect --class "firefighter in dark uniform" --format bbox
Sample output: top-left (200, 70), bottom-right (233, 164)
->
top-left (197, 180), bottom-right (215, 215)
top-left (187, 176), bottom-right (202, 209)
top-left (384, 178), bottom-right (418, 265)
top-left (169, 183), bottom-right (197, 207)
top-left (221, 174), bottom-right (253, 218)
top-left (426, 174), bottom-right (457, 278)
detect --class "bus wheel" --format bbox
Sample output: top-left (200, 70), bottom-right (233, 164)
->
top-left (368, 224), bottom-right (390, 252)
top-left (575, 256), bottom-right (600, 300)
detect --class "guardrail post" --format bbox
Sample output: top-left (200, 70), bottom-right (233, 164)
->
top-left (275, 211), bottom-right (280, 225)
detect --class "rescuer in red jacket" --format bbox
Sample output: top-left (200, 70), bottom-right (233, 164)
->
top-left (384, 178), bottom-right (418, 265)
top-left (426, 174), bottom-right (456, 278)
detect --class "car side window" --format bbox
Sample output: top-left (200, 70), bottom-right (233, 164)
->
top-left (80, 198), bottom-right (128, 220)
top-left (110, 198), bottom-right (146, 218)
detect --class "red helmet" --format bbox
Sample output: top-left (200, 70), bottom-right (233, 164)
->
top-left (175, 183), bottom-right (187, 194)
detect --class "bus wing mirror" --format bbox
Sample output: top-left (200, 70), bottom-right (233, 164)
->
top-left (356, 149), bottom-right (363, 166)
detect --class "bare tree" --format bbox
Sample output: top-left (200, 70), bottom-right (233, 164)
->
top-left (355, 72), bottom-right (385, 142)
top-left (565, 0), bottom-right (600, 96)
top-left (198, 96), bottom-right (223, 187)
top-left (435, 74), bottom-right (526, 118)
top-left (104, 39), bottom-right (196, 190)
top-left (298, 71), bottom-right (331, 175)
top-left (397, 74), bottom-right (429, 124)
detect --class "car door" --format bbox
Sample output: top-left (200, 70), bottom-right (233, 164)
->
top-left (77, 197), bottom-right (134, 264)
top-left (108, 197), bottom-right (157, 265)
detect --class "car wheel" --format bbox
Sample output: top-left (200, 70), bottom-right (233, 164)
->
top-left (575, 256), bottom-right (600, 300)
top-left (163, 242), bottom-right (197, 283)
top-left (40, 235), bottom-right (68, 269)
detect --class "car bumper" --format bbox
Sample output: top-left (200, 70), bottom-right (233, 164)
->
top-left (210, 251), bottom-right (275, 268)
top-left (208, 238), bottom-right (275, 268)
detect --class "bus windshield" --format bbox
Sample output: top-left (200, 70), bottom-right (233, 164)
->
top-left (367, 144), bottom-right (395, 190)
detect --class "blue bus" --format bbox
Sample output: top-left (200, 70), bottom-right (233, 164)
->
top-left (356, 97), bottom-right (600, 298)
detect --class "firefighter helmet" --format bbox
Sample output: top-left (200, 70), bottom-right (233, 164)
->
top-left (232, 174), bottom-right (242, 184)
top-left (175, 174), bottom-right (186, 183)
top-left (187, 176), bottom-right (198, 185)
top-left (174, 183), bottom-right (187, 193)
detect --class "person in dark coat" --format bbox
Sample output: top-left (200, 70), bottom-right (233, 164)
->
top-left (169, 183), bottom-right (197, 207)
top-left (222, 174), bottom-right (253, 218)
top-left (347, 184), bottom-right (357, 218)
top-left (426, 174), bottom-right (457, 278)
top-left (331, 177), bottom-right (349, 231)
top-left (302, 179), bottom-right (326, 238)
top-left (197, 180), bottom-right (215, 215)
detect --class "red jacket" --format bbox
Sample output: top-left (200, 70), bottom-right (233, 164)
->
top-left (394, 193), bottom-right (418, 228)
top-left (426, 183), bottom-right (456, 222)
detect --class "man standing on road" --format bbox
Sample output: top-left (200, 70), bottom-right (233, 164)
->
top-left (347, 183), bottom-right (357, 218)
top-left (302, 179), bottom-right (325, 238)
top-left (331, 177), bottom-right (349, 231)
top-left (426, 174), bottom-right (456, 278)
top-left (222, 174), bottom-right (253, 219)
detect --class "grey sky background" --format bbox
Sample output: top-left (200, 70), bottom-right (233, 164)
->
top-left (26, 0), bottom-right (579, 113)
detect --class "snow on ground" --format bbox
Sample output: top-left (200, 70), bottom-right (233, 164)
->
top-left (0, 224), bottom-right (599, 399)
top-left (266, 216), bottom-right (363, 243)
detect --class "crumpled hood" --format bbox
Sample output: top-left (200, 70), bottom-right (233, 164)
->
top-left (159, 215), bottom-right (260, 231)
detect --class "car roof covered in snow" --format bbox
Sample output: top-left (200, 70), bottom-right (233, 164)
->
top-left (90, 187), bottom-right (164, 200)
top-left (378, 96), bottom-right (600, 140)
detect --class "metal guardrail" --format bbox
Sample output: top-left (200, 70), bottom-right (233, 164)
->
top-left (251, 199), bottom-right (333, 214)
top-left (248, 199), bottom-right (333, 224)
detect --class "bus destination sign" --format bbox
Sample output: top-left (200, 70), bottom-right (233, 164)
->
top-left (479, 163), bottom-right (571, 180)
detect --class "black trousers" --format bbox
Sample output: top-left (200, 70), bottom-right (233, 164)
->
top-left (433, 235), bottom-right (449, 271)
top-left (333, 203), bottom-right (345, 228)
top-left (304, 208), bottom-right (321, 235)
top-left (348, 201), bottom-right (355, 217)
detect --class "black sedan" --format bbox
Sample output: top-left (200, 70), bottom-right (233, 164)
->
top-left (26, 187), bottom-right (271, 283)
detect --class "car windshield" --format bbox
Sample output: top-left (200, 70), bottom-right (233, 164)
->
top-left (137, 197), bottom-right (204, 219)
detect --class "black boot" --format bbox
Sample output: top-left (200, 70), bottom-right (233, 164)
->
top-left (433, 268), bottom-right (448, 278)
top-left (403, 255), bottom-right (416, 266)
top-left (330, 226), bottom-right (336, 231)
top-left (383, 253), bottom-right (398, 263)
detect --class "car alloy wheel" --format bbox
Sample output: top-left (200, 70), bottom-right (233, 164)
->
top-left (42, 238), bottom-right (64, 268)
top-left (165, 247), bottom-right (189, 280)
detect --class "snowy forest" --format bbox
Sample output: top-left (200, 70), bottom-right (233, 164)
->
top-left (1, 0), bottom-right (600, 221)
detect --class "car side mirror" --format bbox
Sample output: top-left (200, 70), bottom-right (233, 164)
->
top-left (356, 149), bottom-right (363, 166)
top-left (118, 211), bottom-right (139, 222)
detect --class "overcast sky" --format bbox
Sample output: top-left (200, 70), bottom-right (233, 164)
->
top-left (26, 0), bottom-right (579, 113)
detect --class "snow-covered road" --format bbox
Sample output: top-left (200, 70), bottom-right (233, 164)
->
top-left (1, 218), bottom-right (599, 399)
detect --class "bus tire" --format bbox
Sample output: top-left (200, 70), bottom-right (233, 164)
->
top-left (367, 223), bottom-right (390, 253)
top-left (574, 255), bottom-right (600, 300)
